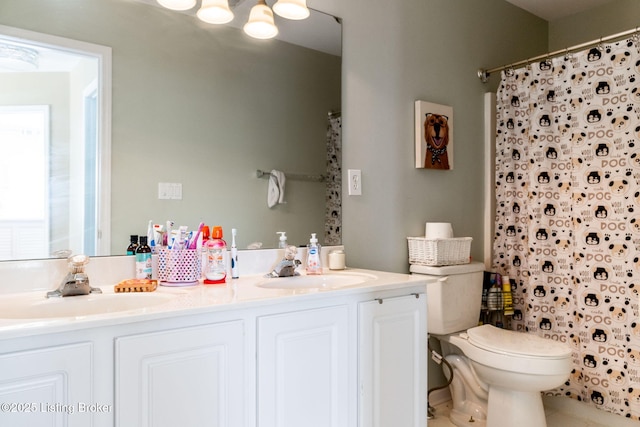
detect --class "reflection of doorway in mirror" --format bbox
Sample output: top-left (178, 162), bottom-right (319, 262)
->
top-left (0, 24), bottom-right (111, 261)
top-left (0, 106), bottom-right (49, 260)
top-left (82, 82), bottom-right (99, 256)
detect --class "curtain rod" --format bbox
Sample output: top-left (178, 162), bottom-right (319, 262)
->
top-left (477, 26), bottom-right (640, 83)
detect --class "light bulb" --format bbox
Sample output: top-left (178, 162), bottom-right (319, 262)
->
top-left (197, 0), bottom-right (234, 24)
top-left (273, 0), bottom-right (310, 20)
top-left (156, 0), bottom-right (196, 11)
top-left (243, 0), bottom-right (278, 40)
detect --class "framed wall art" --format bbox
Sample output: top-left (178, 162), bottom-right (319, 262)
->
top-left (415, 100), bottom-right (453, 170)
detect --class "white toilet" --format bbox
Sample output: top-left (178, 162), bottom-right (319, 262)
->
top-left (411, 262), bottom-right (572, 427)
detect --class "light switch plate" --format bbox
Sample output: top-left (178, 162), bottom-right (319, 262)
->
top-left (158, 182), bottom-right (182, 200)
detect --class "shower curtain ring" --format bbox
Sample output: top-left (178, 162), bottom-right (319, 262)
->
top-left (505, 65), bottom-right (514, 77)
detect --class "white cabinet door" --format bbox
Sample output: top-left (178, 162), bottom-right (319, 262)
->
top-left (258, 305), bottom-right (350, 427)
top-left (115, 321), bottom-right (244, 427)
top-left (0, 342), bottom-right (93, 427)
top-left (359, 293), bottom-right (427, 427)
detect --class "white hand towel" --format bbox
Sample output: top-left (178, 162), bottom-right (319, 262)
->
top-left (267, 169), bottom-right (286, 208)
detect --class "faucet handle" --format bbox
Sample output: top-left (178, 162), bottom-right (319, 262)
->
top-left (68, 254), bottom-right (89, 273)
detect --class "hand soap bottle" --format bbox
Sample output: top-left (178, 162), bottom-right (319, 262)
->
top-left (305, 233), bottom-right (322, 275)
top-left (277, 231), bottom-right (288, 248)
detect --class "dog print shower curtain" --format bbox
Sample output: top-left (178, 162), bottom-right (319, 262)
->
top-left (324, 113), bottom-right (342, 245)
top-left (493, 37), bottom-right (640, 419)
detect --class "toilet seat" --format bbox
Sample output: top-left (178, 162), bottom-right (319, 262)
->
top-left (446, 325), bottom-right (572, 376)
top-left (466, 324), bottom-right (572, 359)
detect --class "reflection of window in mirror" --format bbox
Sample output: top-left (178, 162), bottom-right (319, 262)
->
top-left (0, 106), bottom-right (49, 259)
top-left (0, 25), bottom-right (111, 261)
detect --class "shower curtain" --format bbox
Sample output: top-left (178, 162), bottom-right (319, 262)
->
top-left (325, 113), bottom-right (342, 245)
top-left (493, 37), bottom-right (640, 419)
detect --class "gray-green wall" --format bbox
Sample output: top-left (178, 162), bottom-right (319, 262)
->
top-left (319, 0), bottom-right (547, 272)
top-left (549, 0), bottom-right (640, 50)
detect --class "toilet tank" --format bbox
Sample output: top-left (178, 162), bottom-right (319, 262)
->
top-left (410, 262), bottom-right (485, 335)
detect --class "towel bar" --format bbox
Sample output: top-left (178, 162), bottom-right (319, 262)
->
top-left (256, 169), bottom-right (326, 183)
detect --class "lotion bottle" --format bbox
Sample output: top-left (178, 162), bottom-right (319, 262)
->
top-left (305, 233), bottom-right (322, 275)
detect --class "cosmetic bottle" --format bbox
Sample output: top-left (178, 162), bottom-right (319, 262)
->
top-left (126, 235), bottom-right (138, 255)
top-left (135, 236), bottom-right (152, 279)
top-left (305, 233), bottom-right (322, 275)
top-left (204, 226), bottom-right (227, 284)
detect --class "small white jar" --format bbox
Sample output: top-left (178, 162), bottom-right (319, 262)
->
top-left (328, 250), bottom-right (346, 270)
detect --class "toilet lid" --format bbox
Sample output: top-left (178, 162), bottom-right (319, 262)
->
top-left (466, 324), bottom-right (571, 358)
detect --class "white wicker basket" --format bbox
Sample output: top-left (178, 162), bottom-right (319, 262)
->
top-left (407, 237), bottom-right (472, 266)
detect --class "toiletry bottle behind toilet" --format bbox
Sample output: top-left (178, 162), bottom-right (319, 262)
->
top-left (204, 226), bottom-right (227, 284)
top-left (306, 233), bottom-right (322, 275)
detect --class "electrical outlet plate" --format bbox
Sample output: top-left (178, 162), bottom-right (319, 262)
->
top-left (348, 169), bottom-right (362, 196)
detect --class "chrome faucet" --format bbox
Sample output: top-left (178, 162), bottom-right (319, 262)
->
top-left (265, 245), bottom-right (301, 278)
top-left (47, 254), bottom-right (102, 298)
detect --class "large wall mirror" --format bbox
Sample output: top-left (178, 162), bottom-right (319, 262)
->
top-left (0, 0), bottom-right (341, 261)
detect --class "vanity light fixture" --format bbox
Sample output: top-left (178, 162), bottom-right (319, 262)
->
top-left (272, 0), bottom-right (309, 20)
top-left (243, 0), bottom-right (279, 39)
top-left (197, 0), bottom-right (234, 24)
top-left (156, 0), bottom-right (310, 40)
top-left (157, 0), bottom-right (197, 11)
top-left (0, 42), bottom-right (39, 72)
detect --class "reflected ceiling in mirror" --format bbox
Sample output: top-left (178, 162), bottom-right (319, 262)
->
top-left (0, 0), bottom-right (341, 261)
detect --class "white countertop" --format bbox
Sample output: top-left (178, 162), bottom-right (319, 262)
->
top-left (0, 268), bottom-right (429, 340)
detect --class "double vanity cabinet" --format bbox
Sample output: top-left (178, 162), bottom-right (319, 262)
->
top-left (0, 269), bottom-right (427, 427)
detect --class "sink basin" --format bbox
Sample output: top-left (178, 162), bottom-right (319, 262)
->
top-left (0, 291), bottom-right (175, 319)
top-left (256, 272), bottom-right (377, 290)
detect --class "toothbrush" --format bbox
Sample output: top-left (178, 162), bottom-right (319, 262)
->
top-left (165, 220), bottom-right (174, 247)
top-left (147, 220), bottom-right (155, 251)
top-left (231, 228), bottom-right (239, 279)
top-left (188, 222), bottom-right (205, 250)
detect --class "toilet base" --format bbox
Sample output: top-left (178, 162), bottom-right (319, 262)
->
top-left (450, 408), bottom-right (487, 427)
top-left (444, 354), bottom-right (488, 427)
top-left (486, 387), bottom-right (546, 427)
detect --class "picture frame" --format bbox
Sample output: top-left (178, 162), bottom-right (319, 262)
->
top-left (415, 100), bottom-right (453, 170)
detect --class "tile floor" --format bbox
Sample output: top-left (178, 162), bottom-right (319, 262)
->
top-left (427, 399), bottom-right (635, 427)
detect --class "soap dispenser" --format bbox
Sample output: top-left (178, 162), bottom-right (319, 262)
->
top-left (305, 233), bottom-right (322, 275)
top-left (277, 231), bottom-right (288, 248)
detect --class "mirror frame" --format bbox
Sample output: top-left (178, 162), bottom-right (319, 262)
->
top-left (0, 24), bottom-right (112, 258)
